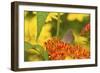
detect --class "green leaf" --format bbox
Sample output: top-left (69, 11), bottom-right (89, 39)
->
top-left (25, 48), bottom-right (40, 55)
top-left (36, 12), bottom-right (48, 40)
top-left (24, 41), bottom-right (40, 61)
top-left (24, 41), bottom-right (33, 61)
top-left (24, 41), bottom-right (33, 49)
top-left (33, 44), bottom-right (49, 60)
top-left (24, 41), bottom-right (41, 55)
top-left (28, 55), bottom-right (43, 61)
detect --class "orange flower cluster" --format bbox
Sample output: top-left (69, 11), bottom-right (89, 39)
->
top-left (44, 38), bottom-right (90, 60)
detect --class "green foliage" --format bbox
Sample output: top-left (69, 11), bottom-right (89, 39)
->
top-left (24, 41), bottom-right (33, 61)
top-left (51, 13), bottom-right (68, 38)
top-left (24, 41), bottom-right (33, 50)
top-left (24, 42), bottom-right (49, 61)
top-left (33, 44), bottom-right (49, 60)
top-left (59, 14), bottom-right (69, 38)
top-left (56, 13), bottom-right (61, 37)
top-left (50, 19), bottom-right (57, 37)
top-left (36, 12), bottom-right (48, 40)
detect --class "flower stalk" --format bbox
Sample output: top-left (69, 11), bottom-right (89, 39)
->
top-left (56, 13), bottom-right (61, 37)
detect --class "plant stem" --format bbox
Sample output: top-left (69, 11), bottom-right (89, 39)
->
top-left (56, 13), bottom-right (60, 37)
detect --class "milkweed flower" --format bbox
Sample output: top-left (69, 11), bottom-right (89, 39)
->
top-left (44, 37), bottom-right (90, 60)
